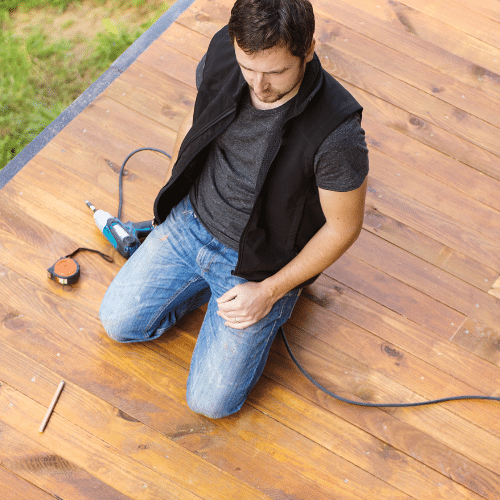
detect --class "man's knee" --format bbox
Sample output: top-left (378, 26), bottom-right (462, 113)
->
top-left (100, 298), bottom-right (174, 343)
top-left (186, 384), bottom-right (243, 419)
top-left (99, 305), bottom-right (133, 343)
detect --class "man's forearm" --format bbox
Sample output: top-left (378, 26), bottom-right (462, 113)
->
top-left (262, 179), bottom-right (368, 301)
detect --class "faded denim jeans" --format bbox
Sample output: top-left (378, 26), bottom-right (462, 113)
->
top-left (99, 196), bottom-right (301, 418)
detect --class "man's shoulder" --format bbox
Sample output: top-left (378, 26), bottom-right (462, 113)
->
top-left (313, 112), bottom-right (369, 192)
top-left (321, 113), bottom-right (364, 147)
top-left (200, 26), bottom-right (240, 85)
top-left (205, 26), bottom-right (233, 66)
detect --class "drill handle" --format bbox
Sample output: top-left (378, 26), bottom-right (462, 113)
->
top-left (126, 220), bottom-right (155, 240)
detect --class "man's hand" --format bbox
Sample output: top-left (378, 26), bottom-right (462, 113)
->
top-left (216, 282), bottom-right (276, 330)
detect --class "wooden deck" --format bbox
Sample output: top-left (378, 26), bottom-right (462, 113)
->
top-left (1, 0), bottom-right (500, 498)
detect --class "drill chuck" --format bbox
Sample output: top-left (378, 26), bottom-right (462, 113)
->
top-left (86, 200), bottom-right (112, 233)
top-left (86, 200), bottom-right (152, 258)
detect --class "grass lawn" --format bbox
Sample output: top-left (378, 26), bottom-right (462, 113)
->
top-left (0, 0), bottom-right (169, 170)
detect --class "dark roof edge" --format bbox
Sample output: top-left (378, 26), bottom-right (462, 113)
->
top-left (0, 0), bottom-right (197, 189)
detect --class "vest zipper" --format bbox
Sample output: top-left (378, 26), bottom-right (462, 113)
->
top-left (232, 125), bottom-right (286, 277)
top-left (176, 105), bottom-right (238, 167)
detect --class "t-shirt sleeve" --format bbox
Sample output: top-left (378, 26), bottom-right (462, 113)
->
top-left (196, 53), bottom-right (207, 90)
top-left (314, 112), bottom-right (369, 192)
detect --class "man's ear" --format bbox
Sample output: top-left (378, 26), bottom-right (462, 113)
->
top-left (305, 39), bottom-right (316, 63)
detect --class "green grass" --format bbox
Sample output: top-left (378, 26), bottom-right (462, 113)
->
top-left (0, 0), bottom-right (84, 12)
top-left (0, 0), bottom-right (168, 170)
top-left (0, 0), bottom-right (151, 14)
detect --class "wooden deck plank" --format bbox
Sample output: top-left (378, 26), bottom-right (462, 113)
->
top-left (176, 1), bottom-right (229, 38)
top-left (313, 0), bottom-right (500, 100)
top-left (326, 250), bottom-right (467, 337)
top-left (289, 286), bottom-right (500, 410)
top-left (451, 318), bottom-right (500, 367)
top-left (0, 422), bottom-right (133, 500)
top-left (137, 37), bottom-right (199, 88)
top-left (1, 0), bottom-right (500, 498)
top-left (489, 276), bottom-right (500, 299)
top-left (354, 83), bottom-right (500, 181)
top-left (447, 0), bottom-right (500, 23)
top-left (264, 344), bottom-right (500, 500)
top-left (0, 345), bottom-right (269, 500)
top-left (0, 383), bottom-right (203, 500)
top-left (318, 46), bottom-right (500, 158)
top-left (313, 15), bottom-right (500, 129)
top-left (297, 276), bottom-right (500, 400)
top-left (347, 0), bottom-right (500, 73)
top-left (364, 176), bottom-right (500, 268)
top-left (248, 375), bottom-right (490, 500)
top-left (159, 16), bottom-right (212, 58)
top-left (362, 207), bottom-right (498, 291)
top-left (335, 235), bottom-right (500, 335)
top-left (284, 291), bottom-right (500, 463)
top-left (38, 123), bottom-right (170, 213)
top-left (0, 464), bottom-right (57, 500)
top-left (363, 115), bottom-right (500, 212)
top-left (396, 0), bottom-right (500, 49)
top-left (104, 60), bottom-right (197, 130)
top-left (369, 149), bottom-right (500, 240)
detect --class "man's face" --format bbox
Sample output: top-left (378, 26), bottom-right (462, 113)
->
top-left (234, 41), bottom-right (315, 109)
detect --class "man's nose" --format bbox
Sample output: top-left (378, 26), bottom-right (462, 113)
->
top-left (253, 73), bottom-right (268, 92)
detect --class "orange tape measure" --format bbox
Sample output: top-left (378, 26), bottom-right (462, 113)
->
top-left (47, 257), bottom-right (81, 285)
top-left (47, 248), bottom-right (113, 285)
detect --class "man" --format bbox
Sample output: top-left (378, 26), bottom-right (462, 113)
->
top-left (100, 0), bottom-right (369, 418)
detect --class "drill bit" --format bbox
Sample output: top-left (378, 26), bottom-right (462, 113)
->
top-left (85, 200), bottom-right (96, 213)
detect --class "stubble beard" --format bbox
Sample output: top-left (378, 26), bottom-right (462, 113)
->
top-left (252, 62), bottom-right (306, 105)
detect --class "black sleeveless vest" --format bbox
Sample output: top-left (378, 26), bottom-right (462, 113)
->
top-left (154, 27), bottom-right (362, 285)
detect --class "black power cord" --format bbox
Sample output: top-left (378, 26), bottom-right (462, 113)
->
top-left (280, 326), bottom-right (500, 407)
top-left (117, 148), bottom-right (500, 408)
top-left (117, 147), bottom-right (171, 220)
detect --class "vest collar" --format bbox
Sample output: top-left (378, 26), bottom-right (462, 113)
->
top-left (287, 53), bottom-right (324, 118)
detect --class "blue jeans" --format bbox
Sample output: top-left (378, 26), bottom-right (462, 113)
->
top-left (99, 196), bottom-right (301, 418)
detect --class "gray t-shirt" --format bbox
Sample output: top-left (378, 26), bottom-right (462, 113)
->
top-left (189, 56), bottom-right (369, 250)
top-left (190, 90), bottom-right (290, 249)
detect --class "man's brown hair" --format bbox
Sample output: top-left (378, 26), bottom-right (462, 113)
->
top-left (228, 0), bottom-right (315, 60)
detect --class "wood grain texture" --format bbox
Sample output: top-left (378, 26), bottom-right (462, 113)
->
top-left (489, 276), bottom-right (500, 299)
top-left (1, 0), bottom-right (499, 499)
top-left (0, 464), bottom-right (61, 500)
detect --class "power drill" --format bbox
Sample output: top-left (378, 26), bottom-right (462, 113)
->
top-left (85, 201), bottom-right (155, 259)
